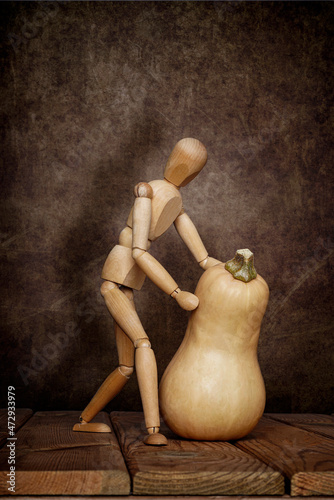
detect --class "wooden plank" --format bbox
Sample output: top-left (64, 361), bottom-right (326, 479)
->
top-left (110, 411), bottom-right (284, 496)
top-left (234, 417), bottom-right (334, 496)
top-left (266, 414), bottom-right (334, 440)
top-left (0, 409), bottom-right (33, 448)
top-left (0, 497), bottom-right (331, 500)
top-left (0, 411), bottom-right (130, 495)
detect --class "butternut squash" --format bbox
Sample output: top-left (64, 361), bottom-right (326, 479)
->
top-left (159, 249), bottom-right (269, 441)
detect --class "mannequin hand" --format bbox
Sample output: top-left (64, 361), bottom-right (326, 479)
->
top-left (171, 288), bottom-right (199, 311)
top-left (199, 256), bottom-right (223, 270)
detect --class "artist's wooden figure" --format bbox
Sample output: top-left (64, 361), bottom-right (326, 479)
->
top-left (73, 138), bottom-right (220, 445)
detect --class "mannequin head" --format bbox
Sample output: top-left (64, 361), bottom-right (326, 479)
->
top-left (164, 138), bottom-right (207, 187)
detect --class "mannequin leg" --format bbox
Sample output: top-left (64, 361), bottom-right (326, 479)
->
top-left (74, 282), bottom-right (167, 445)
top-left (135, 337), bottom-right (167, 445)
top-left (102, 282), bottom-right (167, 445)
top-left (73, 288), bottom-right (135, 433)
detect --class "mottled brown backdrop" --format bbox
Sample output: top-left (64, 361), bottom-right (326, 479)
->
top-left (1, 1), bottom-right (333, 414)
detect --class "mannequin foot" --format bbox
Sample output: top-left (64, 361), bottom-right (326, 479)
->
top-left (144, 430), bottom-right (168, 446)
top-left (73, 421), bottom-right (111, 433)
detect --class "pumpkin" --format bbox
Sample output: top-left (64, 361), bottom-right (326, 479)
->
top-left (159, 249), bottom-right (269, 441)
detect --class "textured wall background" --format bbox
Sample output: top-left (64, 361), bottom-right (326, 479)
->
top-left (1, 1), bottom-right (333, 415)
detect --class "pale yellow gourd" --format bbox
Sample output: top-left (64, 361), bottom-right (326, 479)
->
top-left (159, 249), bottom-right (269, 441)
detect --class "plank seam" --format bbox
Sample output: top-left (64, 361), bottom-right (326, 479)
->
top-left (264, 415), bottom-right (334, 440)
top-left (110, 415), bottom-right (134, 494)
top-left (10, 442), bottom-right (119, 454)
top-left (233, 441), bottom-right (290, 495)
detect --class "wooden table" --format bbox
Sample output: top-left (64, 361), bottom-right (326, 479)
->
top-left (0, 410), bottom-right (333, 497)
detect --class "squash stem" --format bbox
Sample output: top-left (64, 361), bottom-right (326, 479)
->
top-left (225, 249), bottom-right (257, 282)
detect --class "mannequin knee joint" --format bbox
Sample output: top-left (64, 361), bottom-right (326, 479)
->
top-left (135, 338), bottom-right (151, 349)
top-left (100, 281), bottom-right (118, 297)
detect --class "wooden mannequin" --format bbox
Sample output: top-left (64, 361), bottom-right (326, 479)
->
top-left (73, 138), bottom-right (221, 445)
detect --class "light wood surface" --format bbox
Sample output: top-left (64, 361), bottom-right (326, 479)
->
top-left (115, 284), bottom-right (135, 368)
top-left (133, 182), bottom-right (154, 199)
top-left (174, 212), bottom-right (208, 262)
top-left (135, 340), bottom-right (160, 431)
top-left (76, 369), bottom-right (129, 428)
top-left (115, 320), bottom-right (135, 369)
top-left (74, 287), bottom-right (135, 433)
top-left (101, 282), bottom-right (148, 342)
top-left (101, 245), bottom-right (146, 290)
top-left (127, 179), bottom-right (182, 241)
top-left (163, 138), bottom-right (207, 187)
top-left (0, 411), bottom-right (130, 495)
top-left (132, 197), bottom-right (152, 251)
top-left (118, 226), bottom-right (133, 247)
top-left (159, 260), bottom-right (269, 440)
top-left (170, 287), bottom-right (199, 311)
top-left (133, 249), bottom-right (179, 295)
top-left (99, 284), bottom-right (165, 443)
top-left (110, 411), bottom-right (284, 496)
top-left (235, 416), bottom-right (334, 496)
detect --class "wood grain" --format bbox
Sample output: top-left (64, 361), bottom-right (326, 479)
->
top-left (174, 212), bottom-right (208, 262)
top-left (0, 409), bottom-right (33, 448)
top-left (132, 197), bottom-right (151, 251)
top-left (0, 497), bottom-right (332, 500)
top-left (235, 416), bottom-right (334, 496)
top-left (110, 411), bottom-right (284, 496)
top-left (163, 137), bottom-right (207, 187)
top-left (0, 411), bottom-right (130, 495)
top-left (266, 413), bottom-right (334, 440)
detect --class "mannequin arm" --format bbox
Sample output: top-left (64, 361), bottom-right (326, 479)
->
top-left (132, 184), bottom-right (198, 311)
top-left (174, 211), bottom-right (222, 270)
